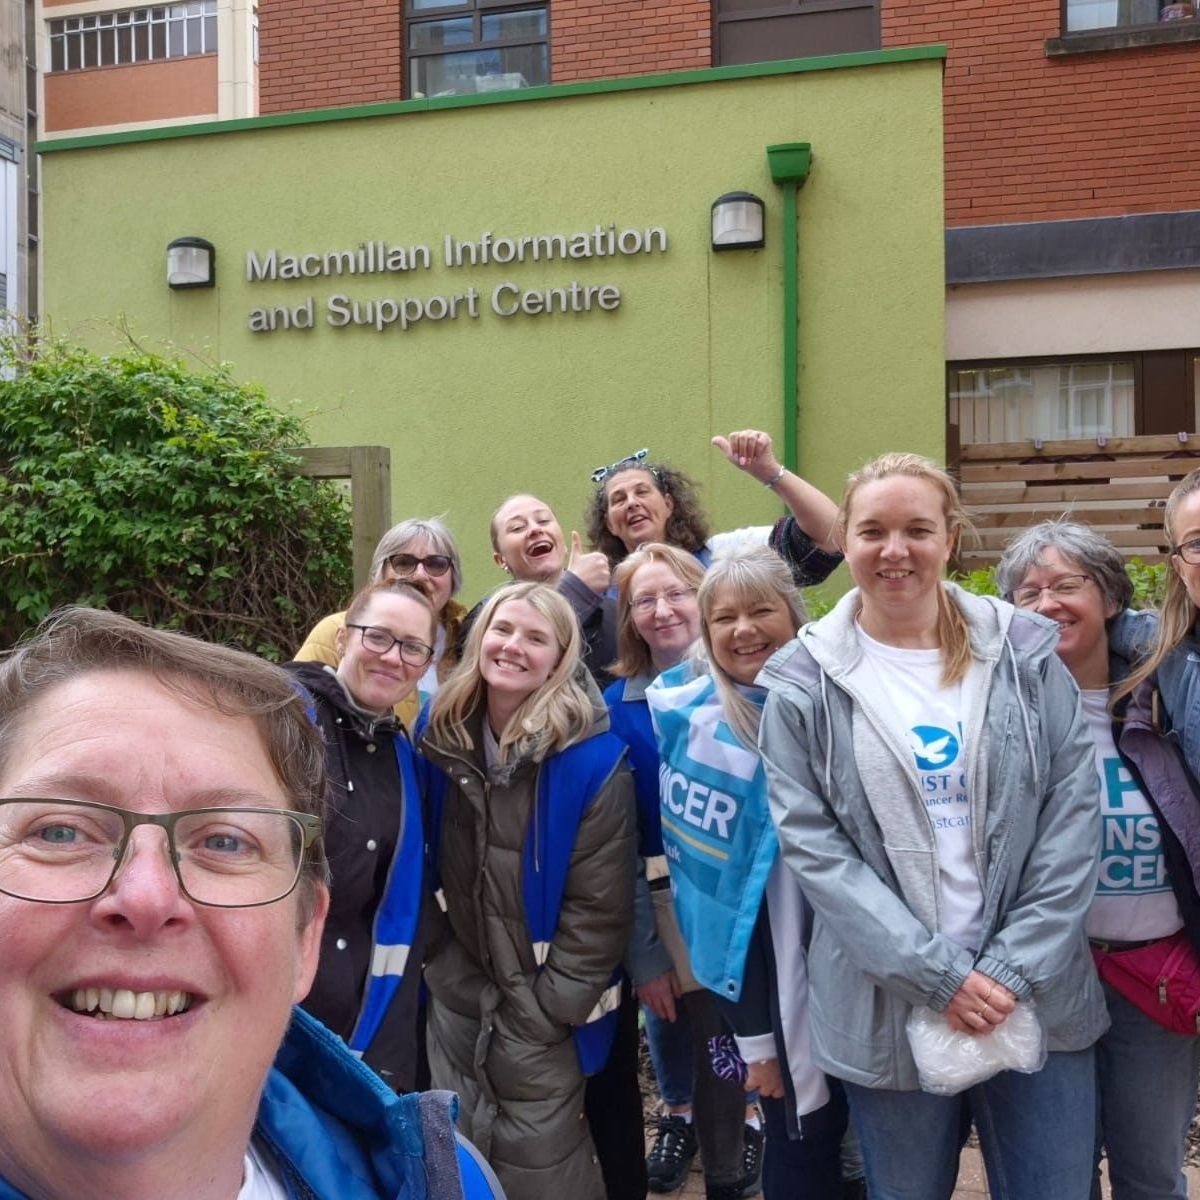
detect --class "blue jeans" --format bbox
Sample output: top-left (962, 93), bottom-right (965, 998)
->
top-left (1095, 980), bottom-right (1200, 1200)
top-left (644, 999), bottom-right (693, 1106)
top-left (845, 1047), bottom-right (1098, 1200)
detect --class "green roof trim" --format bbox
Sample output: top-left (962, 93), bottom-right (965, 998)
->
top-left (36, 44), bottom-right (946, 155)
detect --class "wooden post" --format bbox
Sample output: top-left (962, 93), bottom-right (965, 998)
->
top-left (290, 446), bottom-right (392, 588)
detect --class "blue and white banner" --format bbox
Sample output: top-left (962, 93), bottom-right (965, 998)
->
top-left (646, 661), bottom-right (778, 1001)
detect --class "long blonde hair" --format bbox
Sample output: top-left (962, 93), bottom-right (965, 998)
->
top-left (426, 581), bottom-right (593, 763)
top-left (1112, 467), bottom-right (1200, 706)
top-left (697, 548), bottom-right (806, 749)
top-left (837, 452), bottom-right (973, 688)
top-left (610, 542), bottom-right (705, 678)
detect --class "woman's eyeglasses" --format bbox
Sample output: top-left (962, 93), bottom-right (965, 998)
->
top-left (346, 623), bottom-right (435, 667)
top-left (1170, 537), bottom-right (1200, 566)
top-left (1010, 574), bottom-right (1092, 608)
top-left (630, 588), bottom-right (695, 615)
top-left (387, 552), bottom-right (453, 578)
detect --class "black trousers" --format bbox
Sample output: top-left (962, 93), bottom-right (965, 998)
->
top-left (584, 981), bottom-right (649, 1200)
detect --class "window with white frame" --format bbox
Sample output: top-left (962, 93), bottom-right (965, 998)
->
top-left (49, 2), bottom-right (218, 73)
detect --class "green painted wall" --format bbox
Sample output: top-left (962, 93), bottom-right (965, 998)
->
top-left (39, 51), bottom-right (946, 605)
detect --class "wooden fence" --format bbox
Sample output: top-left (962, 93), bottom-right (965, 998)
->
top-left (957, 434), bottom-right (1200, 569)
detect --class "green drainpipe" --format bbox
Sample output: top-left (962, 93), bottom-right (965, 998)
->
top-left (766, 143), bottom-right (812, 476)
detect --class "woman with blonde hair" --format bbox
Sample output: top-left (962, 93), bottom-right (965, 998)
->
top-left (295, 516), bottom-right (468, 726)
top-left (646, 547), bottom-right (849, 1199)
top-left (419, 581), bottom-right (636, 1200)
top-left (757, 452), bottom-right (1106, 1199)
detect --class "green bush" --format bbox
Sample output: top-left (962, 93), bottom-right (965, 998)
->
top-left (0, 338), bottom-right (353, 658)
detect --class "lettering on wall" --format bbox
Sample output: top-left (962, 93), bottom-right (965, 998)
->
top-left (243, 223), bottom-right (668, 336)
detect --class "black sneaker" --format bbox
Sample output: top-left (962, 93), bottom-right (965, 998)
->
top-left (739, 1121), bottom-right (764, 1198)
top-left (646, 1113), bottom-right (698, 1193)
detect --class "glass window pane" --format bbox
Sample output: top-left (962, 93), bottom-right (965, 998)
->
top-left (134, 22), bottom-right (151, 59)
top-left (410, 0), bottom-right (459, 9)
top-left (409, 16), bottom-right (474, 50)
top-left (100, 26), bottom-right (117, 65)
top-left (204, 13), bottom-right (217, 50)
top-left (949, 360), bottom-right (1134, 445)
top-left (409, 49), bottom-right (481, 97)
top-left (82, 29), bottom-right (99, 68)
top-left (168, 17), bottom-right (185, 56)
top-left (151, 21), bottom-right (167, 57)
top-left (66, 35), bottom-right (82, 70)
top-left (482, 8), bottom-right (548, 40)
top-left (116, 24), bottom-right (133, 62)
top-left (186, 14), bottom-right (201, 52)
top-left (50, 36), bottom-right (64, 73)
top-left (1066, 0), bottom-right (1164, 29)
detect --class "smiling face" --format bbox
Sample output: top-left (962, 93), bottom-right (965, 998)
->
top-left (479, 598), bottom-right (562, 726)
top-left (1012, 546), bottom-right (1114, 683)
top-left (705, 581), bottom-right (798, 686)
top-left (628, 559), bottom-right (700, 671)
top-left (0, 669), bottom-right (326, 1193)
top-left (842, 476), bottom-right (955, 626)
top-left (336, 592), bottom-right (436, 714)
top-left (604, 468), bottom-right (674, 552)
top-left (492, 495), bottom-right (566, 583)
top-left (380, 535), bottom-right (455, 614)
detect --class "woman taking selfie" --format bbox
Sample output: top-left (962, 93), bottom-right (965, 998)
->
top-left (998, 521), bottom-right (1200, 1199)
top-left (419, 582), bottom-right (636, 1200)
top-left (647, 547), bottom-right (849, 1200)
top-left (757, 453), bottom-right (1106, 1200)
top-left (285, 579), bottom-right (439, 1092)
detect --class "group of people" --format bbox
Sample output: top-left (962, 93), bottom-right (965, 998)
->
top-left (5, 431), bottom-right (1200, 1200)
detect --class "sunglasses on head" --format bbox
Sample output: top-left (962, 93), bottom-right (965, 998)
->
top-left (591, 449), bottom-right (651, 485)
top-left (387, 552), bottom-right (453, 578)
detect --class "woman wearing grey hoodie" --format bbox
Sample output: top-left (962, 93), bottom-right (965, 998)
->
top-left (756, 453), bottom-right (1107, 1200)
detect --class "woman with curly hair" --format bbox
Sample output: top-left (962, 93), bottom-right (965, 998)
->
top-left (419, 581), bottom-right (637, 1200)
top-left (583, 430), bottom-right (841, 589)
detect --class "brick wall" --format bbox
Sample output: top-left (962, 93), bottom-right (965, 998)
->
top-left (552, 0), bottom-right (710, 82)
top-left (884, 0), bottom-right (1200, 225)
top-left (259, 0), bottom-right (402, 115)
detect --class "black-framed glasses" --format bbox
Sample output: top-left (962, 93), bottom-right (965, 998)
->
top-left (591, 448), bottom-right (650, 485)
top-left (1010, 574), bottom-right (1092, 608)
top-left (0, 798), bottom-right (322, 908)
top-left (630, 587), bottom-right (696, 615)
top-left (346, 623), bottom-right (435, 667)
top-left (1170, 537), bottom-right (1200, 566)
top-left (386, 552), bottom-right (453, 578)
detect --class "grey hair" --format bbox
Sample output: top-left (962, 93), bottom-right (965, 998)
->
top-left (368, 515), bottom-right (463, 595)
top-left (996, 519), bottom-right (1133, 612)
top-left (697, 547), bottom-right (807, 749)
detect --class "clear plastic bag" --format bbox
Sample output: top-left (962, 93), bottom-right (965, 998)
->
top-left (905, 1000), bottom-right (1046, 1096)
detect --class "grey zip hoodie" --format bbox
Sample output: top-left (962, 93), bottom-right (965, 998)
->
top-left (756, 582), bottom-right (1108, 1090)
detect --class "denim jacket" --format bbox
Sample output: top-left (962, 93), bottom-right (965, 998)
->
top-left (757, 584), bottom-right (1108, 1091)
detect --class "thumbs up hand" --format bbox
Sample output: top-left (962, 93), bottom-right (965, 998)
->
top-left (566, 530), bottom-right (612, 596)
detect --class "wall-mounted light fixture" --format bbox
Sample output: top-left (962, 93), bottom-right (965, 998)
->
top-left (711, 192), bottom-right (765, 251)
top-left (167, 237), bottom-right (216, 288)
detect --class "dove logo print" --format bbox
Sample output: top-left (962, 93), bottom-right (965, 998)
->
top-left (909, 725), bottom-right (959, 772)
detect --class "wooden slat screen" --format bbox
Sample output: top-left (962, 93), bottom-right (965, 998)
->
top-left (957, 434), bottom-right (1200, 569)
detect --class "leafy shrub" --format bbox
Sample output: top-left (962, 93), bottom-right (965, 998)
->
top-left (0, 338), bottom-right (352, 658)
top-left (953, 559), bottom-right (1167, 610)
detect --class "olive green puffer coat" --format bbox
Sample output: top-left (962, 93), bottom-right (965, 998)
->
top-left (420, 705), bottom-right (636, 1200)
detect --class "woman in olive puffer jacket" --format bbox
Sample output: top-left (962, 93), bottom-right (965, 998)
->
top-left (420, 581), bottom-right (637, 1200)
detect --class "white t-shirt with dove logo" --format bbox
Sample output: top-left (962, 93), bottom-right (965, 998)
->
top-left (852, 625), bottom-right (984, 949)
